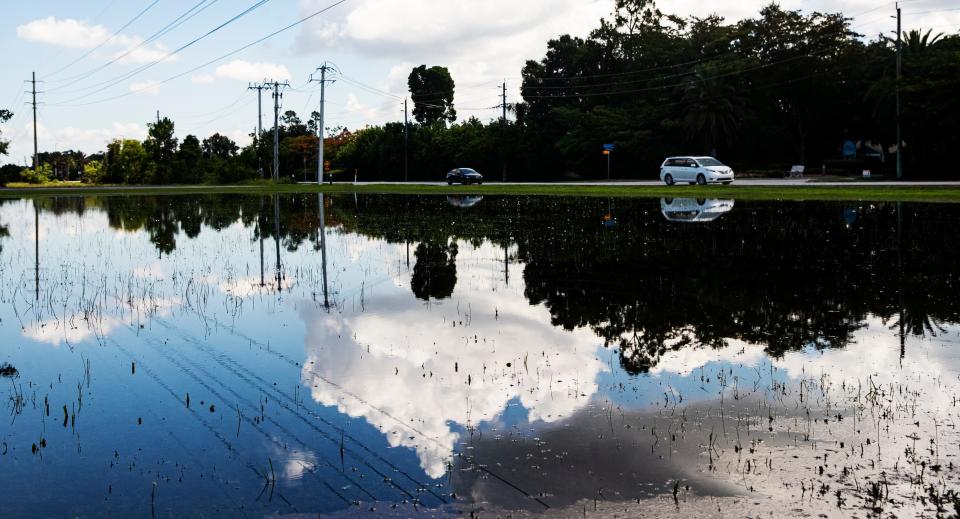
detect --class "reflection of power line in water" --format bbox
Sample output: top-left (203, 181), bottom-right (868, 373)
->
top-left (148, 330), bottom-right (377, 503)
top-left (149, 315), bottom-right (444, 504)
top-left (105, 338), bottom-right (303, 507)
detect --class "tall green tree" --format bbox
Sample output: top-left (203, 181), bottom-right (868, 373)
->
top-left (0, 109), bottom-right (12, 157)
top-left (408, 65), bottom-right (457, 124)
top-left (680, 63), bottom-right (746, 156)
top-left (144, 117), bottom-right (177, 183)
top-left (175, 135), bottom-right (203, 183)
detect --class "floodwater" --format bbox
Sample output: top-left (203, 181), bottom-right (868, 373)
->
top-left (0, 194), bottom-right (958, 518)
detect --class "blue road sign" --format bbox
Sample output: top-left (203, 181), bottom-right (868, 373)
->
top-left (603, 143), bottom-right (615, 151)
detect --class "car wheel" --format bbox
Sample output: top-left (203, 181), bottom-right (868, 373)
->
top-left (447, 181), bottom-right (453, 185)
top-left (696, 174), bottom-right (707, 185)
top-left (478, 181), bottom-right (482, 185)
top-left (696, 198), bottom-right (706, 205)
top-left (664, 174), bottom-right (674, 186)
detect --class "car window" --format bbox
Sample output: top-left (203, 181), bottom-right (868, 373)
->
top-left (697, 158), bottom-right (723, 167)
top-left (686, 160), bottom-right (697, 167)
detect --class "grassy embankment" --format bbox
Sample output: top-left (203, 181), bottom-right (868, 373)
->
top-left (3, 181), bottom-right (960, 202)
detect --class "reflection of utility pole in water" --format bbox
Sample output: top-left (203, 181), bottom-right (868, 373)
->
top-left (34, 202), bottom-right (39, 301)
top-left (258, 196), bottom-right (265, 287)
top-left (318, 193), bottom-right (330, 309)
top-left (897, 201), bottom-right (905, 360)
top-left (405, 241), bottom-right (410, 269)
top-left (504, 244), bottom-right (509, 286)
top-left (274, 195), bottom-right (282, 292)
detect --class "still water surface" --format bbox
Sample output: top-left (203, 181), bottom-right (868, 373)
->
top-left (0, 194), bottom-right (958, 517)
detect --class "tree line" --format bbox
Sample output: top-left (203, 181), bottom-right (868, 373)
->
top-left (1, 0), bottom-right (958, 184)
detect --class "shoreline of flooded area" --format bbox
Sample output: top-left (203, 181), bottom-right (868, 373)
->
top-left (1, 194), bottom-right (958, 517)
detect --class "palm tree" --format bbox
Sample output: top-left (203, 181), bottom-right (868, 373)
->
top-left (884, 29), bottom-right (944, 55)
top-left (680, 65), bottom-right (745, 155)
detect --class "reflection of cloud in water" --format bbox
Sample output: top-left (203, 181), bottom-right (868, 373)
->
top-left (217, 276), bottom-right (296, 297)
top-left (647, 316), bottom-right (960, 413)
top-left (300, 242), bottom-right (605, 478)
top-left (648, 338), bottom-right (766, 376)
top-left (22, 297), bottom-right (181, 347)
top-left (23, 316), bottom-right (121, 347)
top-left (776, 316), bottom-right (960, 409)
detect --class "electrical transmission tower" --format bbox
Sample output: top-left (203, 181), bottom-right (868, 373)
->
top-left (308, 63), bottom-right (337, 184)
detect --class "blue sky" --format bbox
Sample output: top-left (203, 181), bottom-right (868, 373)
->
top-left (1, 0), bottom-right (958, 165)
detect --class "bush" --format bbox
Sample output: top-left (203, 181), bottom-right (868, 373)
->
top-left (19, 164), bottom-right (51, 184)
top-left (0, 164), bottom-right (21, 185)
top-left (82, 160), bottom-right (105, 184)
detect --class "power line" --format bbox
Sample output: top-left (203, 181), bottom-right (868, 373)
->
top-left (47, 0), bottom-right (220, 89)
top-left (48, 0), bottom-right (273, 104)
top-left (50, 0), bottom-right (351, 108)
top-left (44, 0), bottom-right (162, 79)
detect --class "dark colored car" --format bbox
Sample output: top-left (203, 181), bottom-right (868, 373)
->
top-left (446, 168), bottom-right (483, 185)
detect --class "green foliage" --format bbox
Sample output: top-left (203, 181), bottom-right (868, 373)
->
top-left (175, 135), bottom-right (203, 183)
top-left (408, 65), bottom-right (457, 124)
top-left (0, 163), bottom-right (20, 185)
top-left (82, 160), bottom-right (105, 184)
top-left (144, 117), bottom-right (178, 183)
top-left (20, 163), bottom-right (52, 184)
top-left (0, 108), bottom-right (11, 157)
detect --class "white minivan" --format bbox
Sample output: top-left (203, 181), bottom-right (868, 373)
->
top-left (660, 156), bottom-right (734, 185)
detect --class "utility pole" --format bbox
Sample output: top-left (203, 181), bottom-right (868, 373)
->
top-left (895, 3), bottom-right (903, 180)
top-left (248, 83), bottom-right (269, 178)
top-left (404, 98), bottom-right (409, 182)
top-left (30, 72), bottom-right (39, 172)
top-left (269, 80), bottom-right (290, 182)
top-left (318, 193), bottom-right (329, 310)
top-left (156, 110), bottom-right (160, 124)
top-left (501, 80), bottom-right (508, 182)
top-left (309, 63), bottom-right (336, 185)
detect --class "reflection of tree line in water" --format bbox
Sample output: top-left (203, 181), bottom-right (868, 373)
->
top-left (11, 195), bottom-right (960, 372)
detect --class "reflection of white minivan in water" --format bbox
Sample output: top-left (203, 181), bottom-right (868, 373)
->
top-left (660, 198), bottom-right (734, 223)
top-left (660, 156), bottom-right (734, 185)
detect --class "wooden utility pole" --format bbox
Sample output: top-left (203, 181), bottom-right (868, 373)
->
top-left (404, 98), bottom-right (409, 182)
top-left (309, 63), bottom-right (336, 185)
top-left (270, 81), bottom-right (290, 181)
top-left (248, 83), bottom-right (269, 178)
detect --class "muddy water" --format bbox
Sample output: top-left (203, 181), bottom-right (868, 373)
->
top-left (0, 194), bottom-right (958, 517)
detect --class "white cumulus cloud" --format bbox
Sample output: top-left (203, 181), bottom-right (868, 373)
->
top-left (16, 16), bottom-right (112, 49)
